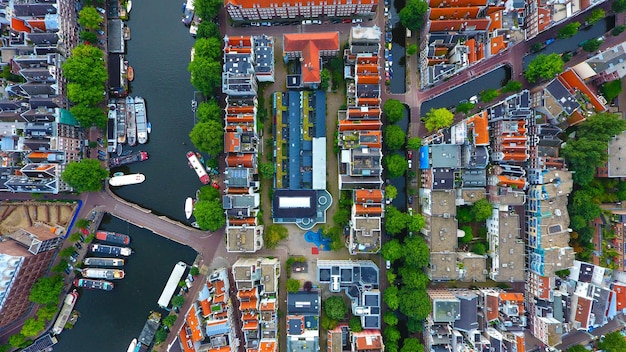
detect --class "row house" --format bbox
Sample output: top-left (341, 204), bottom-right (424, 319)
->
top-left (425, 289), bottom-right (525, 352)
top-left (327, 324), bottom-right (385, 352)
top-left (178, 268), bottom-right (240, 352)
top-left (419, 0), bottom-right (509, 88)
top-left (287, 291), bottom-right (321, 352)
top-left (225, 0), bottom-right (377, 22)
top-left (573, 42), bottom-right (626, 85)
top-left (222, 36), bottom-right (274, 252)
top-left (524, 0), bottom-right (607, 40)
top-left (283, 32), bottom-right (339, 90)
top-left (231, 257), bottom-right (280, 352)
top-left (349, 189), bottom-right (384, 254)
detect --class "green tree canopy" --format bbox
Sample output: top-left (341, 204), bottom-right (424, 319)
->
top-left (349, 316), bottom-right (363, 332)
top-left (193, 200), bottom-right (226, 231)
top-left (562, 138), bottom-right (606, 185)
top-left (259, 162), bottom-right (275, 180)
top-left (60, 246), bottom-right (76, 258)
top-left (384, 125), bottom-right (406, 151)
top-left (195, 0), bottom-right (223, 19)
top-left (399, 0), bottom-right (428, 32)
top-left (196, 99), bottom-right (222, 123)
top-left (80, 30), bottom-right (98, 43)
top-left (424, 108), bottom-right (454, 132)
top-left (36, 303), bottom-right (58, 322)
top-left (324, 296), bottom-right (348, 321)
top-left (401, 338), bottom-right (425, 352)
top-left (383, 99), bottom-right (405, 124)
top-left (198, 185), bottom-right (220, 202)
top-left (69, 103), bottom-right (106, 128)
top-left (579, 112), bottom-right (626, 142)
top-left (189, 57), bottom-right (222, 96)
top-left (381, 239), bottom-right (404, 262)
top-left (385, 185), bottom-right (398, 200)
top-left (384, 154), bottom-right (409, 178)
top-left (582, 38), bottom-right (602, 52)
top-left (614, 0), bottom-right (626, 12)
top-left (75, 218), bottom-right (90, 229)
top-left (407, 213), bottom-right (426, 233)
top-left (196, 21), bottom-right (221, 39)
top-left (190, 267), bottom-right (200, 276)
top-left (613, 25), bottom-right (626, 36)
top-left (598, 331), bottom-right (626, 352)
top-left (62, 45), bottom-right (107, 87)
top-left (472, 198), bottom-right (493, 222)
top-left (385, 206), bottom-right (407, 235)
top-left (472, 242), bottom-right (487, 255)
top-left (502, 80), bottom-right (523, 93)
top-left (557, 22), bottom-right (581, 38)
top-left (456, 101), bottom-right (475, 114)
top-left (189, 120), bottom-right (224, 156)
top-left (479, 89), bottom-right (499, 103)
top-left (154, 327), bottom-right (168, 344)
top-left (67, 83), bottom-right (104, 106)
top-left (407, 44), bottom-right (418, 56)
top-left (566, 346), bottom-right (588, 352)
top-left (61, 159), bottom-right (108, 193)
top-left (264, 224), bottom-right (289, 249)
top-left (287, 278), bottom-right (301, 293)
top-left (403, 236), bottom-right (430, 268)
top-left (29, 276), bottom-right (63, 305)
top-left (398, 266), bottom-right (429, 289)
top-left (8, 334), bottom-right (28, 348)
top-left (600, 79), bottom-right (623, 103)
top-left (171, 294), bottom-right (185, 308)
top-left (406, 136), bottom-right (422, 150)
top-left (398, 287), bottom-right (431, 320)
top-left (383, 285), bottom-right (399, 310)
top-left (383, 311), bottom-right (399, 326)
top-left (384, 326), bottom-right (401, 343)
top-left (194, 37), bottom-right (223, 61)
top-left (586, 8), bottom-right (605, 24)
top-left (78, 7), bottom-right (102, 30)
top-left (525, 53), bottom-right (564, 83)
top-left (21, 318), bottom-right (44, 337)
top-left (162, 314), bottom-right (177, 329)
top-left (530, 42), bottom-right (543, 53)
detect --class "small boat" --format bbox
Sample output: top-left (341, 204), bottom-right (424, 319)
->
top-left (52, 291), bottom-right (78, 335)
top-left (187, 151), bottom-right (210, 184)
top-left (126, 96), bottom-right (137, 146)
top-left (84, 257), bottom-right (125, 267)
top-left (127, 66), bottom-right (134, 81)
top-left (135, 96), bottom-right (148, 144)
top-left (126, 0), bottom-right (132, 13)
top-left (109, 151), bottom-right (149, 168)
top-left (185, 197), bottom-right (194, 219)
top-left (191, 100), bottom-right (197, 112)
top-left (96, 231), bottom-right (131, 245)
top-left (109, 173), bottom-right (146, 187)
top-left (74, 278), bottom-right (114, 291)
top-left (127, 338), bottom-right (137, 352)
top-left (89, 244), bottom-right (132, 257)
top-left (81, 268), bottom-right (125, 280)
top-left (147, 122), bottom-right (152, 134)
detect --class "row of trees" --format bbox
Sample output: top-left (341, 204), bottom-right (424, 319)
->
top-left (61, 159), bottom-right (108, 193)
top-left (567, 331), bottom-right (626, 352)
top-left (193, 185), bottom-right (226, 231)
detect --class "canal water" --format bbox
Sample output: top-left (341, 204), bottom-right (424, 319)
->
top-left (388, 0), bottom-right (406, 94)
top-left (110, 0), bottom-right (202, 224)
top-left (54, 215), bottom-right (196, 352)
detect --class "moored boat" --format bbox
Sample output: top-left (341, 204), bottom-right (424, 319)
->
top-left (127, 66), bottom-right (134, 81)
top-left (96, 230), bottom-right (131, 245)
top-left (135, 96), bottom-right (148, 144)
top-left (185, 197), bottom-right (194, 219)
top-left (187, 151), bottom-right (210, 184)
top-left (126, 96), bottom-right (137, 146)
top-left (89, 244), bottom-right (132, 257)
top-left (109, 151), bottom-right (149, 168)
top-left (84, 257), bottom-right (125, 267)
top-left (138, 312), bottom-right (162, 347)
top-left (81, 268), bottom-right (125, 280)
top-left (116, 102), bottom-right (127, 144)
top-left (147, 122), bottom-right (152, 134)
top-left (52, 290), bottom-right (78, 335)
top-left (126, 0), bottom-right (132, 13)
top-left (74, 278), bottom-right (114, 291)
top-left (127, 338), bottom-right (137, 352)
top-left (107, 104), bottom-right (118, 153)
top-left (109, 173), bottom-right (146, 187)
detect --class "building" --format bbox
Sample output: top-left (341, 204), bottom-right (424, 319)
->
top-left (225, 0), bottom-right (377, 22)
top-left (283, 32), bottom-right (340, 90)
top-left (524, 0), bottom-right (607, 40)
top-left (349, 189), bottom-right (384, 254)
top-left (287, 291), bottom-right (320, 352)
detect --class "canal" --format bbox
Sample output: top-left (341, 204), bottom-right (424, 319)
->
top-left (54, 215), bottom-right (196, 352)
top-left (387, 0), bottom-right (407, 94)
top-left (109, 0), bottom-right (202, 224)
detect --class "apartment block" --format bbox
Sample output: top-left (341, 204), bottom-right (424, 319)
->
top-left (283, 33), bottom-right (339, 90)
top-left (225, 0), bottom-right (377, 22)
top-left (349, 189), bottom-right (384, 254)
top-left (287, 291), bottom-right (320, 352)
top-left (524, 0), bottom-right (607, 40)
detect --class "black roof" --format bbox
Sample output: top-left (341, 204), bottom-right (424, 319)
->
top-left (272, 189), bottom-right (317, 219)
top-left (287, 291), bottom-right (320, 315)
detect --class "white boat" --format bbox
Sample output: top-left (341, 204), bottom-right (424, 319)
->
top-left (126, 0), bottom-right (132, 13)
top-left (185, 197), bottom-right (193, 219)
top-left (127, 338), bottom-right (137, 352)
top-left (147, 122), bottom-right (152, 134)
top-left (107, 104), bottom-right (118, 153)
top-left (52, 291), bottom-right (78, 335)
top-left (81, 268), bottom-right (125, 280)
top-left (109, 173), bottom-right (146, 186)
top-left (126, 96), bottom-right (137, 146)
top-left (135, 96), bottom-right (148, 144)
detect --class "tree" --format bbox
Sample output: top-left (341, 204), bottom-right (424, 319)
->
top-left (62, 45), bottom-right (107, 87)
top-left (62, 159), bottom-right (107, 194)
top-left (70, 103), bottom-right (106, 128)
top-left (37, 303), bottom-right (58, 322)
top-left (29, 276), bottom-right (63, 305)
top-left (333, 208), bottom-right (351, 227)
top-left (52, 259), bottom-right (69, 274)
top-left (21, 318), bottom-right (44, 337)
top-left (471, 199), bottom-right (492, 222)
top-left (385, 185), bottom-right (398, 200)
top-left (383, 99), bottom-right (405, 124)
top-left (384, 311), bottom-right (398, 326)
top-left (383, 286), bottom-right (399, 310)
top-left (197, 185), bottom-right (220, 202)
top-left (196, 21), bottom-right (221, 39)
top-left (562, 138), bottom-right (610, 185)
top-left (287, 278), bottom-right (301, 293)
top-left (259, 162), bottom-right (275, 180)
top-left (162, 314), bottom-right (177, 329)
top-left (194, 37), bottom-right (223, 61)
top-left (154, 327), bottom-right (168, 344)
top-left (399, 0), bottom-right (428, 32)
top-left (324, 296), bottom-right (348, 321)
top-left (557, 22), bottom-right (581, 38)
top-left (80, 30), bottom-right (98, 43)
top-left (384, 326), bottom-right (402, 343)
top-left (320, 68), bottom-right (331, 91)
top-left (423, 108), bottom-right (453, 132)
top-left (613, 25), bottom-right (626, 36)
top-left (8, 334), bottom-right (28, 348)
top-left (501, 80), bottom-right (523, 93)
top-left (196, 99), bottom-right (222, 123)
top-left (598, 331), bottom-right (626, 352)
top-left (384, 154), bottom-right (409, 178)
top-left (472, 243), bottom-right (487, 255)
top-left (193, 200), bottom-right (226, 231)
top-left (75, 218), bottom-right (90, 229)
top-left (303, 281), bottom-right (313, 292)
top-left (171, 295), bottom-right (185, 308)
top-left (579, 113), bottom-right (626, 142)
top-left (479, 89), bottom-right (499, 103)
top-left (382, 240), bottom-right (404, 262)
top-left (321, 315), bottom-right (338, 330)
top-left (614, 0), bottom-right (626, 12)
top-left (530, 42), bottom-right (543, 53)
top-left (263, 224), bottom-right (289, 249)
top-left (385, 206), bottom-right (407, 235)
top-left (398, 287), bottom-right (431, 320)
top-left (404, 236), bottom-right (430, 268)
top-left (406, 136), bottom-right (422, 150)
top-left (582, 38), bottom-right (602, 52)
top-left (456, 101), bottom-right (475, 114)
top-left (401, 338), bottom-right (425, 352)
top-left (189, 57), bottom-right (222, 95)
top-left (398, 266), bottom-right (429, 289)
top-left (384, 125), bottom-right (406, 151)
top-left (189, 120), bottom-right (224, 156)
top-left (586, 8), bottom-right (605, 24)
top-left (78, 7), bottom-right (102, 30)
top-left (566, 345), bottom-right (588, 352)
top-left (407, 44), bottom-right (418, 55)
top-left (407, 317), bottom-right (422, 333)
top-left (195, 0), bottom-right (223, 20)
top-left (406, 213), bottom-right (426, 233)
top-left (525, 53), bottom-right (564, 83)
top-left (601, 79), bottom-right (622, 102)
top-left (190, 267), bottom-right (200, 276)
top-left (387, 270), bottom-right (397, 284)
top-left (67, 83), bottom-right (104, 106)
top-left (460, 225), bottom-right (473, 244)
top-left (348, 316), bottom-right (363, 332)
top-left (60, 246), bottom-right (76, 258)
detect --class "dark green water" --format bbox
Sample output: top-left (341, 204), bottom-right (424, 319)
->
top-left (53, 215), bottom-right (196, 351)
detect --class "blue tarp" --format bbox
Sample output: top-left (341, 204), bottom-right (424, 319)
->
top-left (420, 146), bottom-right (430, 169)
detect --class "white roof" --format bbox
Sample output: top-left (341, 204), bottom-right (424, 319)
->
top-left (278, 197), bottom-right (311, 208)
top-left (312, 137), bottom-right (326, 190)
top-left (157, 261), bottom-right (187, 308)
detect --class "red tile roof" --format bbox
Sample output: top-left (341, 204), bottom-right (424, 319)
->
top-left (429, 19), bottom-right (490, 32)
top-left (429, 7), bottom-right (482, 20)
top-left (429, 0), bottom-right (488, 6)
top-left (614, 283), bottom-right (626, 312)
top-left (355, 189), bottom-right (384, 203)
top-left (283, 33), bottom-right (339, 85)
top-left (186, 306), bottom-right (204, 342)
top-left (179, 323), bottom-right (195, 352)
top-left (486, 292), bottom-right (499, 321)
top-left (490, 36), bottom-right (506, 55)
top-left (574, 296), bottom-right (593, 329)
top-left (558, 69), bottom-right (606, 112)
top-left (226, 153), bottom-right (255, 168)
top-left (467, 111), bottom-right (489, 145)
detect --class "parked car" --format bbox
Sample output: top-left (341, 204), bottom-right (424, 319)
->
top-left (96, 7), bottom-right (105, 14)
top-left (302, 20), bottom-right (312, 25)
top-left (352, 18), bottom-right (363, 23)
top-left (64, 267), bottom-right (72, 275)
top-left (97, 155), bottom-right (106, 161)
top-left (407, 150), bottom-right (413, 159)
top-left (97, 150), bottom-right (106, 156)
top-left (75, 242), bottom-right (83, 250)
top-left (261, 22), bottom-right (271, 26)
top-left (68, 255), bottom-right (77, 263)
top-left (71, 251), bottom-right (79, 259)
top-left (250, 22), bottom-right (260, 26)
top-left (408, 159), bottom-right (412, 169)
top-left (97, 30), bottom-right (105, 36)
top-left (408, 196), bottom-right (413, 204)
top-left (386, 260), bottom-right (391, 270)
top-left (312, 19), bottom-right (322, 24)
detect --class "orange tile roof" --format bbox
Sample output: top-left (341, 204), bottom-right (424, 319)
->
top-left (429, 7), bottom-right (482, 20)
top-left (355, 204), bottom-right (383, 216)
top-left (467, 39), bottom-right (477, 64)
top-left (215, 280), bottom-right (225, 294)
top-left (260, 300), bottom-right (276, 311)
top-left (226, 153), bottom-right (254, 168)
top-left (467, 111), bottom-right (489, 145)
top-left (537, 8), bottom-right (551, 33)
top-left (226, 114), bottom-right (255, 124)
top-left (360, 131), bottom-right (382, 148)
top-left (516, 334), bottom-right (525, 352)
top-left (429, 19), bottom-right (490, 32)
top-left (354, 330), bottom-right (384, 350)
top-left (486, 293), bottom-right (499, 321)
top-left (429, 0), bottom-right (488, 5)
top-left (214, 293), bottom-right (226, 304)
top-left (498, 175), bottom-right (526, 188)
top-left (11, 18), bottom-right (30, 33)
top-left (348, 108), bottom-right (381, 119)
top-left (558, 69), bottom-right (606, 112)
top-left (567, 110), bottom-right (586, 127)
top-left (259, 341), bottom-right (277, 352)
top-left (243, 320), bottom-right (259, 330)
top-left (27, 151), bottom-right (51, 159)
top-left (502, 153), bottom-right (528, 162)
top-left (228, 106), bottom-right (255, 114)
top-left (357, 75), bottom-right (380, 84)
top-left (200, 299), bottom-right (212, 317)
top-left (179, 323), bottom-right (196, 352)
top-left (500, 292), bottom-right (524, 302)
top-left (574, 296), bottom-right (593, 329)
top-left (214, 311), bottom-right (228, 319)
top-left (284, 33), bottom-right (339, 84)
top-left (490, 36), bottom-right (506, 55)
top-left (240, 296), bottom-right (258, 311)
top-left (339, 120), bottom-right (382, 131)
top-left (355, 189), bottom-right (384, 203)
top-left (27, 20), bottom-right (46, 32)
top-left (207, 346), bottom-right (231, 352)
top-left (537, 275), bottom-right (552, 299)
top-left (227, 0), bottom-right (376, 8)
top-left (357, 98), bottom-right (380, 106)
top-left (614, 283), bottom-right (626, 311)
top-left (487, 9), bottom-right (503, 31)
top-left (186, 306), bottom-right (204, 342)
top-left (224, 132), bottom-right (240, 153)
top-left (228, 217), bottom-right (257, 225)
top-left (356, 64), bottom-right (379, 74)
